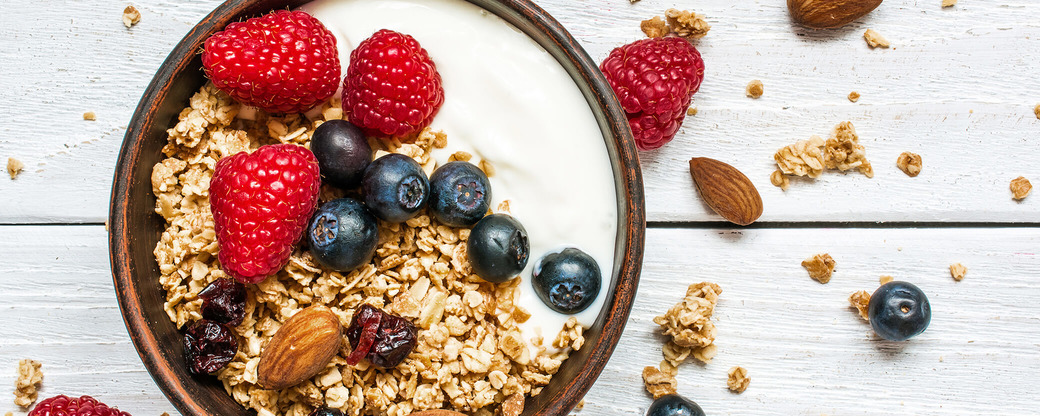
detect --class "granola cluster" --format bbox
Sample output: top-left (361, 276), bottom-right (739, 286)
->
top-left (745, 80), bottom-right (764, 99)
top-left (848, 290), bottom-right (871, 321)
top-left (772, 121), bottom-right (874, 189)
top-left (14, 359), bottom-right (43, 408)
top-left (640, 9), bottom-right (710, 40)
top-left (653, 282), bottom-right (721, 368)
top-left (641, 366), bottom-right (677, 399)
top-left (949, 263), bottom-right (967, 281)
top-left (151, 84), bottom-right (584, 416)
top-left (863, 29), bottom-right (890, 48)
top-left (896, 152), bottom-right (923, 177)
top-left (726, 366), bottom-right (749, 393)
top-left (1010, 176), bottom-right (1032, 200)
top-left (6, 157), bottom-right (23, 180)
top-left (801, 253), bottom-right (836, 284)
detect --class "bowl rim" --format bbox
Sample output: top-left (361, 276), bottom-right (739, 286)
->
top-left (109, 0), bottom-right (645, 415)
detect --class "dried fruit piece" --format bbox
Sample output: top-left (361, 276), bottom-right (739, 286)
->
top-left (1010, 176), bottom-right (1032, 200)
top-left (688, 157), bottom-right (763, 225)
top-left (787, 0), bottom-right (883, 29)
top-left (198, 278), bottom-right (246, 326)
top-left (184, 319), bottom-right (237, 375)
top-left (896, 152), bottom-right (923, 177)
top-left (346, 304), bottom-right (418, 368)
top-left (257, 306), bottom-right (343, 389)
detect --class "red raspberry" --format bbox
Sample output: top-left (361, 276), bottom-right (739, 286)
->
top-left (342, 29), bottom-right (444, 140)
top-left (29, 395), bottom-right (131, 416)
top-left (600, 37), bottom-right (705, 150)
top-left (202, 10), bottom-right (340, 114)
top-left (210, 144), bottom-right (321, 284)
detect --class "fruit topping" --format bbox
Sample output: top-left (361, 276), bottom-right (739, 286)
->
top-left (342, 29), bottom-right (444, 139)
top-left (533, 248), bottom-right (601, 314)
top-left (308, 407), bottom-right (345, 416)
top-left (362, 153), bottom-right (430, 223)
top-left (600, 37), bottom-right (705, 150)
top-left (210, 144), bottom-right (321, 284)
top-left (346, 304), bottom-right (418, 368)
top-left (429, 161), bottom-right (491, 227)
top-left (198, 278), bottom-right (247, 327)
top-left (29, 395), bottom-right (130, 416)
top-left (467, 214), bottom-right (529, 283)
top-left (310, 120), bottom-right (372, 189)
top-left (307, 198), bottom-right (379, 272)
top-left (868, 281), bottom-right (931, 341)
top-left (183, 319), bottom-right (237, 375)
top-left (646, 394), bottom-right (706, 416)
top-left (257, 306), bottom-right (343, 390)
top-left (202, 10), bottom-right (340, 113)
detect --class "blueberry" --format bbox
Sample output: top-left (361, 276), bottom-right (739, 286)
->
top-left (532, 248), bottom-right (601, 314)
top-left (362, 153), bottom-right (430, 223)
top-left (308, 408), bottom-right (344, 416)
top-left (307, 198), bottom-right (378, 272)
top-left (646, 394), bottom-right (706, 416)
top-left (467, 214), bottom-right (529, 283)
top-left (868, 281), bottom-right (931, 341)
top-left (429, 161), bottom-right (491, 227)
top-left (310, 120), bottom-right (371, 188)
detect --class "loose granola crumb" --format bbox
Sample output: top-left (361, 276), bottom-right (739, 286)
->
top-left (575, 399), bottom-right (585, 410)
top-left (824, 121), bottom-right (874, 178)
top-left (774, 136), bottom-right (826, 178)
top-left (942, 0), bottom-right (957, 7)
top-left (770, 169), bottom-right (789, 191)
top-left (746, 80), bottom-right (764, 99)
top-left (7, 158), bottom-right (24, 180)
top-left (640, 16), bottom-right (669, 39)
top-left (863, 29), bottom-right (890, 48)
top-left (687, 107), bottom-right (698, 116)
top-left (83, 111), bottom-right (97, 121)
top-left (896, 151), bottom-right (923, 177)
top-left (665, 9), bottom-right (711, 39)
top-left (848, 91), bottom-right (860, 102)
top-left (849, 290), bottom-right (871, 321)
top-left (6, 412), bottom-right (13, 416)
top-left (161, 413), bottom-right (171, 416)
top-left (726, 366), bottom-right (749, 393)
top-left (14, 359), bottom-right (43, 408)
top-left (802, 253), bottom-right (836, 284)
top-left (880, 275), bottom-right (894, 285)
top-left (642, 366), bottom-right (677, 399)
top-left (654, 282), bottom-right (721, 366)
top-left (1010, 176), bottom-right (1032, 200)
top-left (123, 5), bottom-right (141, 28)
top-left (1034, 104), bottom-right (1040, 120)
top-left (949, 263), bottom-right (967, 281)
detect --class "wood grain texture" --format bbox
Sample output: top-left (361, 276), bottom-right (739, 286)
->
top-left (3, 226), bottom-right (1038, 415)
top-left (2, 0), bottom-right (1039, 223)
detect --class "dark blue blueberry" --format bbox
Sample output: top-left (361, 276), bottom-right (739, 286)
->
top-left (307, 198), bottom-right (378, 272)
top-left (467, 214), bottom-right (529, 283)
top-left (532, 248), bottom-right (601, 314)
top-left (362, 153), bottom-right (430, 223)
top-left (429, 161), bottom-right (491, 227)
top-left (868, 281), bottom-right (931, 341)
top-left (646, 394), bottom-right (706, 416)
top-left (310, 119), bottom-right (371, 189)
top-left (308, 408), bottom-right (344, 416)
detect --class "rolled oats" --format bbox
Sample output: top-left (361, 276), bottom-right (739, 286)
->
top-left (949, 263), bottom-right (967, 281)
top-left (640, 16), bottom-right (669, 39)
top-left (802, 253), bottom-right (836, 284)
top-left (863, 29), bottom-right (890, 48)
top-left (774, 136), bottom-right (826, 178)
top-left (664, 9), bottom-right (710, 39)
top-left (653, 282), bottom-right (721, 365)
top-left (726, 366), bottom-right (749, 393)
top-left (83, 111), bottom-right (97, 121)
top-left (14, 359), bottom-right (43, 408)
top-left (849, 290), bottom-right (871, 321)
top-left (1010, 176), bottom-right (1032, 200)
top-left (6, 158), bottom-right (23, 180)
top-left (824, 122), bottom-right (873, 177)
top-left (642, 366), bottom-right (677, 399)
top-left (769, 169), bottom-right (790, 191)
top-left (896, 152), bottom-right (922, 177)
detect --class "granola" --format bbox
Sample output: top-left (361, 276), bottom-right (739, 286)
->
top-left (642, 366), bottom-right (677, 399)
top-left (848, 91), bottom-right (860, 102)
top-left (863, 29), bottom-right (890, 48)
top-left (83, 111), bottom-right (97, 121)
top-left (640, 16), bottom-right (669, 39)
top-left (824, 122), bottom-right (873, 177)
top-left (14, 359), bottom-right (43, 408)
top-left (726, 366), bottom-right (749, 393)
top-left (848, 290), bottom-right (871, 321)
top-left (802, 253), bottom-right (836, 284)
top-left (896, 152), bottom-right (922, 177)
top-left (949, 263), bottom-right (967, 281)
top-left (774, 136), bottom-right (826, 178)
top-left (746, 80), bottom-right (764, 99)
top-left (151, 84), bottom-right (584, 416)
top-left (1034, 104), bottom-right (1040, 120)
top-left (769, 169), bottom-right (789, 191)
top-left (6, 158), bottom-right (23, 180)
top-left (1010, 176), bottom-right (1032, 200)
top-left (123, 5), bottom-right (141, 28)
top-left (942, 0), bottom-right (957, 7)
top-left (686, 107), bottom-right (697, 116)
top-left (879, 275), bottom-right (894, 285)
top-left (653, 282), bottom-right (721, 366)
top-left (664, 9), bottom-right (710, 39)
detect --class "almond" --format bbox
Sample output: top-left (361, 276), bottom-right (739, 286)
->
top-left (257, 305), bottom-right (343, 390)
top-left (688, 157), bottom-right (763, 226)
top-left (408, 411), bottom-right (468, 416)
top-left (787, 0), bottom-right (883, 29)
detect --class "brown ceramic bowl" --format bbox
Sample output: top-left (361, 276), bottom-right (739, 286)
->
top-left (109, 0), bottom-right (644, 415)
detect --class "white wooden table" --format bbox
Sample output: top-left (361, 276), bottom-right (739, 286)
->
top-left (2, 1), bottom-right (1039, 415)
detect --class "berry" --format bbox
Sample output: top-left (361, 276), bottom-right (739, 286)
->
top-left (346, 304), bottom-right (418, 368)
top-left (198, 278), bottom-right (246, 327)
top-left (600, 37), bottom-right (705, 150)
top-left (362, 154), bottom-right (430, 223)
top-left (868, 281), bottom-right (931, 341)
top-left (307, 198), bottom-right (379, 272)
top-left (184, 320), bottom-right (237, 375)
top-left (311, 120), bottom-right (372, 189)
top-left (210, 144), bottom-right (321, 284)
top-left (429, 161), bottom-right (491, 227)
top-left (646, 394), bottom-right (706, 416)
top-left (308, 408), bottom-right (344, 416)
top-left (202, 10), bottom-right (340, 114)
top-left (29, 395), bottom-right (131, 416)
top-left (467, 214), bottom-right (529, 283)
top-left (532, 248), bottom-right (601, 314)
top-left (342, 29), bottom-right (444, 139)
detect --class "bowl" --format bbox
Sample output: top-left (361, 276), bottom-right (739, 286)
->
top-left (109, 0), bottom-right (644, 415)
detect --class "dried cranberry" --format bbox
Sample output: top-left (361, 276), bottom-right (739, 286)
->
top-left (198, 278), bottom-right (246, 326)
top-left (184, 319), bottom-right (237, 375)
top-left (308, 407), bottom-right (344, 416)
top-left (345, 304), bottom-right (418, 368)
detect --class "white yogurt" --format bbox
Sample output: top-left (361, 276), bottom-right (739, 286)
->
top-left (300, 0), bottom-right (618, 352)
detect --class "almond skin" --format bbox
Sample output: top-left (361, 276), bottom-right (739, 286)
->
top-left (689, 157), bottom-right (763, 226)
top-left (787, 0), bottom-right (883, 29)
top-left (257, 305), bottom-right (343, 390)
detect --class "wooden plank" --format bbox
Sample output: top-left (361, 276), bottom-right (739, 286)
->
top-left (2, 225), bottom-right (1038, 414)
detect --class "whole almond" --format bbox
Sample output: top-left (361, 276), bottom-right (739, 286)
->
top-left (689, 157), bottom-right (763, 226)
top-left (787, 0), bottom-right (883, 29)
top-left (409, 411), bottom-right (468, 416)
top-left (257, 305), bottom-right (343, 390)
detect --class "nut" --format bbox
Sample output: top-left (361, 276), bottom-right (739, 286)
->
top-left (787, 0), bottom-right (883, 29)
top-left (257, 305), bottom-right (343, 390)
top-left (689, 157), bottom-right (764, 225)
top-left (409, 411), bottom-right (468, 416)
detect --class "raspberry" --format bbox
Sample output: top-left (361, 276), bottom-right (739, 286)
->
top-left (600, 37), bottom-right (705, 150)
top-left (29, 395), bottom-right (131, 416)
top-left (202, 10), bottom-right (340, 114)
top-left (210, 144), bottom-right (321, 283)
top-left (342, 29), bottom-right (444, 139)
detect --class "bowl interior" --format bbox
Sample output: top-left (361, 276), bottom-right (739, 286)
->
top-left (109, 0), bottom-right (644, 415)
